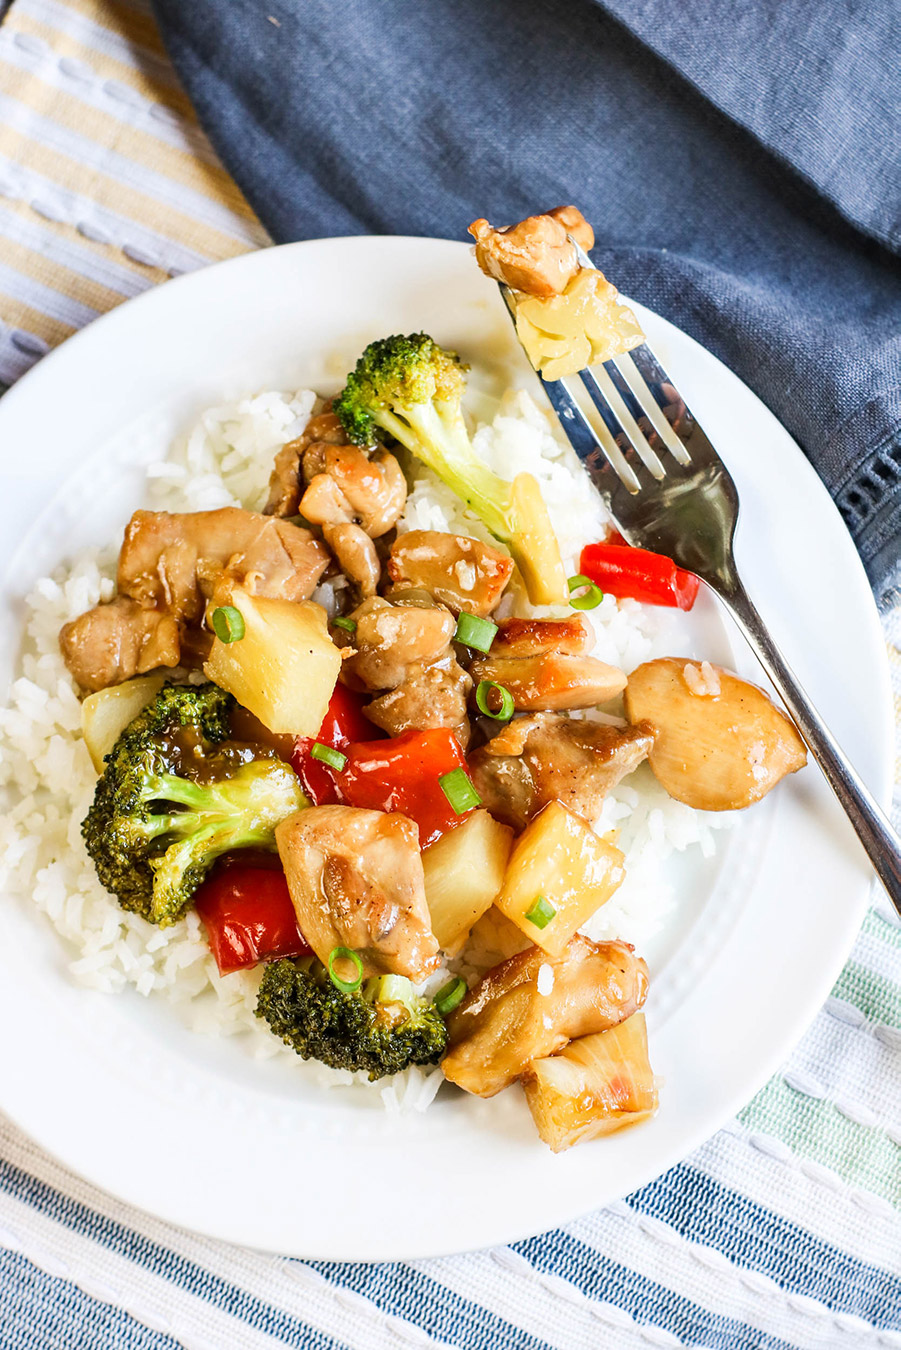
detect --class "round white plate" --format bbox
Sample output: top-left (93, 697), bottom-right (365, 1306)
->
top-left (0, 238), bottom-right (892, 1259)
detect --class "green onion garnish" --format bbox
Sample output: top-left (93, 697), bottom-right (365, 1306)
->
top-left (438, 767), bottom-right (482, 814)
top-left (525, 895), bottom-right (556, 930)
top-left (327, 946), bottom-right (363, 993)
top-left (567, 575), bottom-right (604, 610)
top-left (211, 605), bottom-right (245, 643)
top-left (332, 615), bottom-right (357, 633)
top-left (475, 680), bottom-right (514, 721)
top-left (454, 612), bottom-right (498, 653)
top-left (310, 742), bottom-right (347, 772)
top-left (435, 977), bottom-right (467, 1017)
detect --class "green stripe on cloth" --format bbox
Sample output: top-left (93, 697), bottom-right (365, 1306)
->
top-left (862, 906), bottom-right (901, 950)
top-left (740, 1076), bottom-right (901, 1207)
top-left (832, 961), bottom-right (901, 1030)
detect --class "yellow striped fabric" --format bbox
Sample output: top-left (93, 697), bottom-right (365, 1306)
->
top-left (0, 0), bottom-right (269, 383)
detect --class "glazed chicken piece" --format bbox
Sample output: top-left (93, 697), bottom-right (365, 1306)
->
top-left (468, 712), bottom-right (657, 830)
top-left (275, 805), bottom-right (441, 982)
top-left (468, 206), bottom-right (595, 298)
top-left (59, 597), bottom-right (180, 694)
top-left (442, 935), bottom-right (649, 1097)
top-left (321, 522), bottom-right (380, 597)
top-left (343, 596), bottom-right (473, 748)
top-left (387, 530), bottom-right (514, 617)
top-left (365, 658), bottom-right (473, 747)
top-left (118, 508), bottom-right (330, 622)
top-left (469, 617), bottom-right (626, 711)
top-left (301, 444), bottom-right (407, 539)
top-left (264, 407), bottom-right (347, 517)
top-left (344, 597), bottom-right (457, 689)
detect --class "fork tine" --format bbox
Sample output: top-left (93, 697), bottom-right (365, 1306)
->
top-left (579, 366), bottom-right (666, 480)
top-left (613, 350), bottom-right (692, 466)
top-left (539, 377), bottom-right (642, 493)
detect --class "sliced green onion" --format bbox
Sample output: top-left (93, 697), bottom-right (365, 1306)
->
top-left (525, 895), bottom-right (556, 930)
top-left (434, 976), bottom-right (467, 1017)
top-left (438, 767), bottom-right (482, 814)
top-left (211, 605), bottom-right (245, 643)
top-left (454, 612), bottom-right (498, 653)
top-left (332, 615), bottom-right (357, 633)
top-left (310, 742), bottom-right (347, 772)
top-left (327, 946), bottom-right (363, 993)
top-left (475, 680), bottom-right (514, 721)
top-left (567, 574), bottom-right (604, 610)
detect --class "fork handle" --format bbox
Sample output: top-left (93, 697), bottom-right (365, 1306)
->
top-left (720, 580), bottom-right (901, 916)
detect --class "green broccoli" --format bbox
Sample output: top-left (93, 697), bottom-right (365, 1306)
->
top-left (334, 333), bottom-right (566, 604)
top-left (256, 958), bottom-right (448, 1080)
top-left (82, 681), bottom-right (307, 926)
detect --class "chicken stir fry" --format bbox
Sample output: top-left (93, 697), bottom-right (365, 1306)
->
top-left (469, 713), bottom-right (657, 830)
top-left (442, 936), bottom-right (649, 1097)
top-left (60, 597), bottom-right (181, 694)
top-left (65, 306), bottom-right (812, 1150)
top-left (343, 595), bottom-right (473, 748)
top-left (470, 206), bottom-right (643, 379)
top-left (387, 530), bottom-right (513, 617)
top-left (468, 206), bottom-right (594, 297)
top-left (276, 805), bottom-right (441, 982)
top-left (469, 617), bottom-right (626, 711)
top-left (60, 508), bottom-right (329, 691)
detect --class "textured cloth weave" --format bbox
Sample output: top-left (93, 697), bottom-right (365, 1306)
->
top-left (0, 2), bottom-right (899, 1348)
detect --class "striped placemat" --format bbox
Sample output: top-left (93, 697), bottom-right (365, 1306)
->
top-left (0, 2), bottom-right (900, 1347)
top-left (0, 0), bottom-right (267, 385)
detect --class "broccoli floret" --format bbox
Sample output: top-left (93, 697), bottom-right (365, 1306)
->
top-left (256, 958), bottom-right (448, 1080)
top-left (334, 333), bottom-right (566, 604)
top-left (82, 681), bottom-right (307, 926)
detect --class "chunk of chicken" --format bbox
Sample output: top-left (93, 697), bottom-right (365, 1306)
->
top-left (442, 935), bottom-right (649, 1097)
top-left (344, 597), bottom-right (473, 746)
top-left (321, 522), bottom-right (380, 596)
top-left (301, 445), bottom-right (407, 539)
top-left (59, 597), bottom-right (180, 694)
top-left (469, 713), bottom-right (657, 830)
top-left (469, 617), bottom-right (626, 711)
top-left (468, 206), bottom-right (595, 298)
top-left (275, 805), bottom-right (441, 981)
top-left (366, 656), bottom-right (473, 749)
top-left (387, 530), bottom-right (514, 617)
top-left (264, 407), bottom-right (347, 517)
top-left (344, 597), bottom-right (456, 691)
top-left (118, 508), bottom-right (330, 623)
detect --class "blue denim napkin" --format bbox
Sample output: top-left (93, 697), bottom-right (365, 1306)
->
top-left (151, 0), bottom-right (901, 599)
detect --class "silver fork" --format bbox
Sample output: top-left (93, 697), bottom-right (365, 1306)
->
top-left (498, 249), bottom-right (901, 916)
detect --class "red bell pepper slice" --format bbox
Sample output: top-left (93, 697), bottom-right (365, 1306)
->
top-left (579, 541), bottom-right (700, 610)
top-left (291, 683), bottom-right (385, 805)
top-left (340, 727), bottom-right (474, 847)
top-left (194, 863), bottom-right (311, 975)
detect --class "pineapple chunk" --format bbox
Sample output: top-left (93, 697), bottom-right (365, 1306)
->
top-left (82, 672), bottom-right (167, 773)
top-left (522, 1013), bottom-right (657, 1152)
top-left (204, 588), bottom-right (340, 736)
top-left (494, 801), bottom-right (624, 956)
top-left (513, 268), bottom-right (644, 381)
top-left (422, 810), bottom-right (513, 954)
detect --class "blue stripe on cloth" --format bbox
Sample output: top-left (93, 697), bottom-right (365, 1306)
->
top-left (308, 1260), bottom-right (554, 1350)
top-left (0, 1244), bottom-right (178, 1350)
top-left (512, 1230), bottom-right (799, 1350)
top-left (0, 1159), bottom-right (342, 1350)
top-left (629, 1165), bottom-right (901, 1329)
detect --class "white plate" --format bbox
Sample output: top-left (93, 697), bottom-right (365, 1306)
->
top-left (0, 237), bottom-right (892, 1259)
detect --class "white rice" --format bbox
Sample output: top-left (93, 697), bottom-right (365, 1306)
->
top-left (0, 384), bottom-right (730, 1110)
